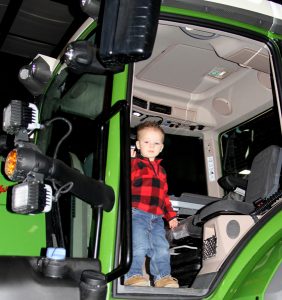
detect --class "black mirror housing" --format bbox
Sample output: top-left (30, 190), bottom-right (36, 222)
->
top-left (98, 0), bottom-right (161, 67)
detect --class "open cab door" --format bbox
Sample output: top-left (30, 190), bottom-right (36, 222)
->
top-left (116, 0), bottom-right (282, 299)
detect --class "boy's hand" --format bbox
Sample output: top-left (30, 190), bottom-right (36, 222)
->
top-left (131, 148), bottom-right (136, 157)
top-left (169, 218), bottom-right (178, 229)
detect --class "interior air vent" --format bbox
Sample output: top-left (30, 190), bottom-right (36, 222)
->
top-left (149, 102), bottom-right (172, 115)
top-left (133, 97), bottom-right (148, 109)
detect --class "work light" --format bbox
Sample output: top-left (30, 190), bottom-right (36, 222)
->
top-left (3, 100), bottom-right (41, 135)
top-left (64, 41), bottom-right (124, 74)
top-left (12, 180), bottom-right (52, 214)
top-left (4, 145), bottom-right (115, 212)
top-left (18, 55), bottom-right (57, 96)
top-left (80, 0), bottom-right (100, 18)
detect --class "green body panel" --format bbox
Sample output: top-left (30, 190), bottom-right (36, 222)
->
top-left (99, 69), bottom-right (129, 275)
top-left (205, 210), bottom-right (282, 300)
top-left (0, 165), bottom-right (46, 256)
top-left (100, 69), bottom-right (129, 300)
top-left (161, 5), bottom-right (282, 39)
top-left (0, 206), bottom-right (46, 256)
top-left (232, 240), bottom-right (281, 300)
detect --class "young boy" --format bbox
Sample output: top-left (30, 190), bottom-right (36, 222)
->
top-left (124, 121), bottom-right (179, 288)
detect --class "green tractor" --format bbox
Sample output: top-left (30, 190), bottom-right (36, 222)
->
top-left (0, 0), bottom-right (281, 299)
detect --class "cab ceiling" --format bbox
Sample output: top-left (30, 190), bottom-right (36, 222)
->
top-left (134, 23), bottom-right (270, 95)
top-left (132, 21), bottom-right (272, 134)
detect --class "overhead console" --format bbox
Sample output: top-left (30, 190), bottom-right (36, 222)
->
top-left (131, 97), bottom-right (211, 134)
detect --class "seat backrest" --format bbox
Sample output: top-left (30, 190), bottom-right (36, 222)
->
top-left (245, 145), bottom-right (282, 204)
top-left (192, 145), bottom-right (282, 225)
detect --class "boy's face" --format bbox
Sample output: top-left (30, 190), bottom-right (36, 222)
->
top-left (136, 128), bottom-right (164, 161)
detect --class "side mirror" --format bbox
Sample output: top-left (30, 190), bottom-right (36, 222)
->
top-left (83, 0), bottom-right (161, 68)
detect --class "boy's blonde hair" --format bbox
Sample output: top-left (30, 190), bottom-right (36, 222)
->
top-left (136, 121), bottom-right (165, 141)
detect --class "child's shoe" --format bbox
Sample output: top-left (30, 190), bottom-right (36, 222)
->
top-left (154, 276), bottom-right (179, 288)
top-left (124, 275), bottom-right (150, 287)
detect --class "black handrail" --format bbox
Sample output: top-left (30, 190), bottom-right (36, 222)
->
top-left (91, 123), bottom-right (106, 259)
top-left (92, 100), bottom-right (132, 281)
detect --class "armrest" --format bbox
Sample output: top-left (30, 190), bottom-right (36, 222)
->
top-left (170, 193), bottom-right (220, 215)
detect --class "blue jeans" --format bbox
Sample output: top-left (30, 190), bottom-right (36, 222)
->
top-left (125, 208), bottom-right (171, 281)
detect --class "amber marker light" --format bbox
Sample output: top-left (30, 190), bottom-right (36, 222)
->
top-left (5, 149), bottom-right (18, 180)
top-left (3, 144), bottom-right (115, 213)
top-left (4, 147), bottom-right (53, 214)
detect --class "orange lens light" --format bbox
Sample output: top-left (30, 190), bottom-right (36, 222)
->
top-left (5, 149), bottom-right (18, 180)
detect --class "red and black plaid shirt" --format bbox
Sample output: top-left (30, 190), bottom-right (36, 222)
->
top-left (131, 156), bottom-right (177, 221)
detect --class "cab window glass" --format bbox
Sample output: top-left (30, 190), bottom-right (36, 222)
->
top-left (36, 32), bottom-right (112, 257)
top-left (220, 109), bottom-right (281, 177)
